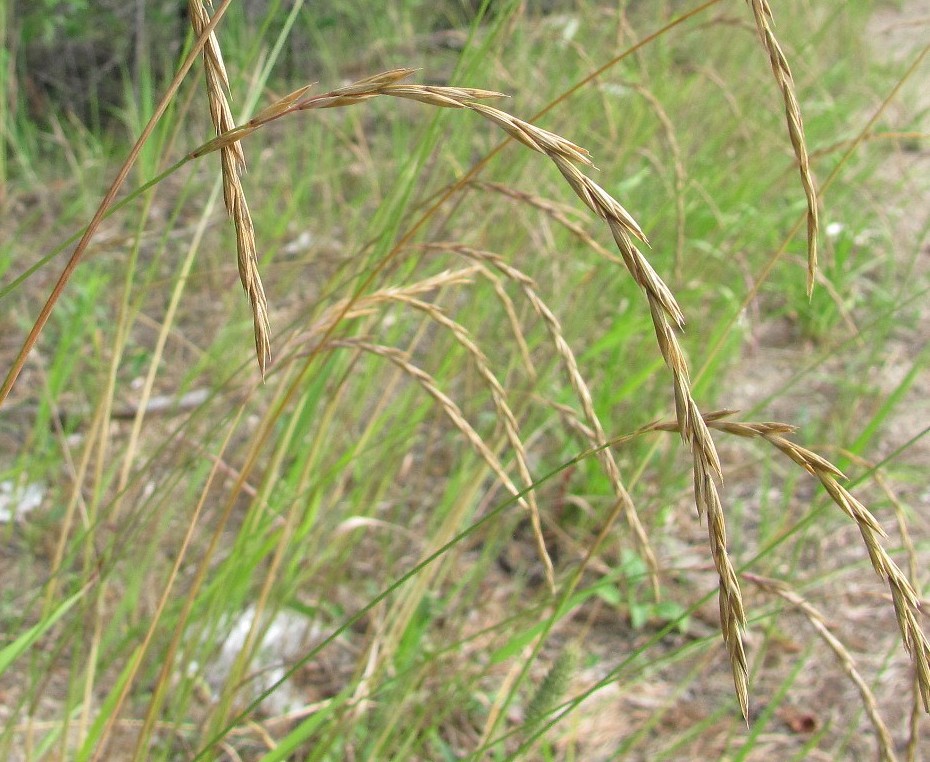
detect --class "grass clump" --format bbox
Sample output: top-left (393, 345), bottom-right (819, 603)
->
top-left (1, 1), bottom-right (928, 759)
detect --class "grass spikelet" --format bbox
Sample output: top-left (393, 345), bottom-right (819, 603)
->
top-left (188, 0), bottom-right (271, 375)
top-left (524, 643), bottom-right (579, 727)
top-left (696, 459), bottom-right (749, 718)
top-left (464, 102), bottom-right (595, 168)
top-left (657, 413), bottom-right (930, 712)
top-left (603, 213), bottom-right (745, 716)
top-left (848, 452), bottom-right (926, 758)
top-left (745, 0), bottom-right (820, 295)
top-left (549, 156), bottom-right (650, 248)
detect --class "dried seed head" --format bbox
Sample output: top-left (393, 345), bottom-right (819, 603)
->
top-left (745, 0), bottom-right (819, 294)
top-left (190, 1), bottom-right (269, 375)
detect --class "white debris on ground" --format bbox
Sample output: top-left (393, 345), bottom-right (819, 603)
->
top-left (201, 605), bottom-right (325, 717)
top-left (0, 480), bottom-right (44, 523)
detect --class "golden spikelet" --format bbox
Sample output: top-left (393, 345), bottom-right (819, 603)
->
top-left (650, 412), bottom-right (930, 713)
top-left (188, 0), bottom-right (271, 375)
top-left (745, 0), bottom-right (820, 295)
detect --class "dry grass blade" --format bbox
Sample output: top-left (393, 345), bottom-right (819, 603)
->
top-left (745, 0), bottom-right (820, 295)
top-left (0, 0), bottom-right (236, 407)
top-left (188, 0), bottom-right (271, 375)
top-left (745, 574), bottom-right (898, 762)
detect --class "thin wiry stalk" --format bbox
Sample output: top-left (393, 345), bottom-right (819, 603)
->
top-left (482, 267), bottom-right (538, 382)
top-left (188, 0), bottom-right (271, 375)
top-left (745, 574), bottom-right (898, 762)
top-left (542, 397), bottom-right (597, 443)
top-left (326, 338), bottom-right (548, 574)
top-left (379, 292), bottom-right (554, 589)
top-left (626, 82), bottom-right (687, 281)
top-left (469, 181), bottom-right (618, 263)
top-left (418, 243), bottom-right (661, 598)
top-left (745, 0), bottom-right (820, 295)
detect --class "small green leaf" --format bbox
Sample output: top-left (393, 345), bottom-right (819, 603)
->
top-left (0, 587), bottom-right (85, 676)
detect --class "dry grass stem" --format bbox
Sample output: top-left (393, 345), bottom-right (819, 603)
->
top-left (629, 83), bottom-right (687, 279)
top-left (745, 0), bottom-right (820, 295)
top-left (418, 243), bottom-right (661, 598)
top-left (745, 573), bottom-right (898, 762)
top-left (327, 338), bottom-right (551, 577)
top-left (470, 181), bottom-right (618, 263)
top-left (188, 0), bottom-right (271, 375)
top-left (380, 292), bottom-right (554, 588)
top-left (484, 269), bottom-right (538, 382)
top-left (542, 397), bottom-right (597, 443)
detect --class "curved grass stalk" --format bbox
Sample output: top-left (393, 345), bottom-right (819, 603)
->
top-left (745, 573), bottom-right (897, 762)
top-left (417, 244), bottom-right (660, 597)
top-left (382, 293), bottom-right (554, 589)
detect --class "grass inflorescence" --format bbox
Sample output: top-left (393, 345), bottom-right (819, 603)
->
top-left (1, 1), bottom-right (928, 759)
